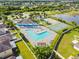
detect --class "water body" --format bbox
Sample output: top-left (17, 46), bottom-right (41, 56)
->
top-left (26, 30), bottom-right (50, 41)
top-left (55, 14), bottom-right (79, 24)
top-left (17, 24), bottom-right (51, 41)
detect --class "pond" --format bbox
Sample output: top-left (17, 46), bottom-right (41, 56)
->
top-left (54, 14), bottom-right (79, 24)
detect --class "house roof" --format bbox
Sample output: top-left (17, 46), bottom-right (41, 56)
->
top-left (0, 29), bottom-right (7, 35)
top-left (0, 43), bottom-right (11, 53)
top-left (7, 56), bottom-right (16, 59)
top-left (0, 33), bottom-right (12, 52)
top-left (74, 43), bottom-right (79, 49)
top-left (0, 24), bottom-right (6, 28)
top-left (0, 33), bottom-right (13, 41)
top-left (0, 24), bottom-right (7, 35)
top-left (18, 18), bottom-right (37, 24)
top-left (0, 30), bottom-right (6, 35)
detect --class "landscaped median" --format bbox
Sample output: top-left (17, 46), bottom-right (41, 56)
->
top-left (16, 40), bottom-right (36, 59)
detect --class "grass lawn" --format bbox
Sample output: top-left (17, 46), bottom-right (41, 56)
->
top-left (58, 30), bottom-right (79, 59)
top-left (10, 29), bottom-right (36, 59)
top-left (16, 41), bottom-right (36, 59)
top-left (45, 11), bottom-right (61, 15)
top-left (9, 30), bottom-right (15, 33)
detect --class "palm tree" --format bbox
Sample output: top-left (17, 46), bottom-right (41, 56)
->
top-left (34, 46), bottom-right (52, 59)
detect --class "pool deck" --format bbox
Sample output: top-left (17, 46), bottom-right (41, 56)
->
top-left (17, 25), bottom-right (57, 46)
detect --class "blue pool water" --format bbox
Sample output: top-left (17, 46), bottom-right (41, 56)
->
top-left (26, 30), bottom-right (50, 41)
top-left (16, 24), bottom-right (51, 41)
top-left (16, 24), bottom-right (39, 26)
top-left (16, 24), bottom-right (39, 28)
top-left (55, 14), bottom-right (79, 24)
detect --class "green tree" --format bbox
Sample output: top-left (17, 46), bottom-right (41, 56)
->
top-left (72, 21), bottom-right (77, 26)
top-left (34, 46), bottom-right (52, 59)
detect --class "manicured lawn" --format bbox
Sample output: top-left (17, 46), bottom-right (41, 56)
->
top-left (45, 11), bottom-right (61, 15)
top-left (10, 29), bottom-right (36, 59)
top-left (16, 41), bottom-right (36, 59)
top-left (58, 30), bottom-right (79, 58)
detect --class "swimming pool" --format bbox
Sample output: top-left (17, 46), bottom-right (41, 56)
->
top-left (16, 24), bottom-right (39, 28)
top-left (16, 24), bottom-right (39, 26)
top-left (26, 30), bottom-right (51, 41)
top-left (16, 24), bottom-right (56, 42)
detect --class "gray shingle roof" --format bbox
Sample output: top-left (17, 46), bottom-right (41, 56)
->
top-left (0, 43), bottom-right (11, 53)
top-left (0, 24), bottom-right (7, 35)
top-left (0, 24), bottom-right (6, 28)
top-left (7, 56), bottom-right (16, 59)
top-left (18, 18), bottom-right (37, 24)
top-left (0, 33), bottom-right (12, 53)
